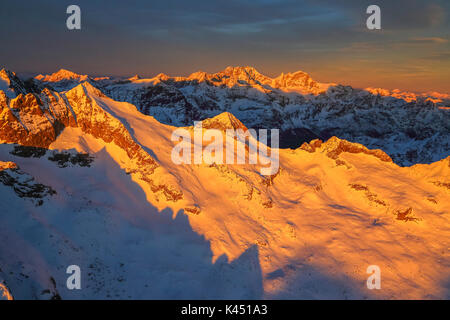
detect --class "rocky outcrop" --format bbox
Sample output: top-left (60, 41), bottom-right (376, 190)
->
top-left (184, 66), bottom-right (325, 94)
top-left (0, 91), bottom-right (64, 147)
top-left (47, 151), bottom-right (94, 168)
top-left (300, 137), bottom-right (392, 163)
top-left (0, 281), bottom-right (13, 300)
top-left (322, 137), bottom-right (392, 162)
top-left (0, 161), bottom-right (56, 205)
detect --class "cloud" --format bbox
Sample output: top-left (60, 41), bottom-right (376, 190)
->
top-left (310, 0), bottom-right (448, 29)
top-left (409, 37), bottom-right (449, 44)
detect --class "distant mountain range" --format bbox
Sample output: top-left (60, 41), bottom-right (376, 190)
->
top-left (0, 66), bottom-right (449, 299)
top-left (3, 66), bottom-right (449, 165)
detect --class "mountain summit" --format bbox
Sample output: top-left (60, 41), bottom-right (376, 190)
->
top-left (35, 69), bottom-right (89, 82)
top-left (183, 66), bottom-right (328, 94)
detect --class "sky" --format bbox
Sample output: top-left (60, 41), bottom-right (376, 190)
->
top-left (0, 0), bottom-right (449, 92)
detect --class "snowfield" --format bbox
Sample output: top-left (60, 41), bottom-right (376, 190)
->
top-left (0, 69), bottom-right (449, 299)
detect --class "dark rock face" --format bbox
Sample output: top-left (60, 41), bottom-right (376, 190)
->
top-left (47, 151), bottom-right (94, 168)
top-left (0, 69), bottom-right (29, 97)
top-left (323, 137), bottom-right (392, 163)
top-left (395, 207), bottom-right (418, 222)
top-left (10, 145), bottom-right (47, 158)
top-left (0, 161), bottom-right (56, 205)
top-left (0, 91), bottom-right (67, 148)
top-left (299, 137), bottom-right (392, 163)
top-left (10, 145), bottom-right (95, 167)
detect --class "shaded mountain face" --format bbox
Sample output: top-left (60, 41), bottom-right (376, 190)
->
top-left (26, 66), bottom-right (450, 166)
top-left (0, 69), bottom-right (29, 98)
top-left (0, 72), bottom-right (449, 300)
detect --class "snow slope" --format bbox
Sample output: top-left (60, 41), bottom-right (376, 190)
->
top-left (0, 82), bottom-right (449, 299)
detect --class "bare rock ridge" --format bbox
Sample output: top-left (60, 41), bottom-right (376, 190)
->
top-left (0, 68), bottom-right (29, 98)
top-left (300, 137), bottom-right (393, 163)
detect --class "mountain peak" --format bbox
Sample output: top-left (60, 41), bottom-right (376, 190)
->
top-left (191, 66), bottom-right (271, 89)
top-left (0, 161), bottom-right (18, 171)
top-left (129, 74), bottom-right (141, 81)
top-left (273, 69), bottom-right (321, 91)
top-left (280, 69), bottom-right (310, 78)
top-left (183, 66), bottom-right (326, 93)
top-left (201, 112), bottom-right (248, 131)
top-left (223, 66), bottom-right (259, 74)
top-left (35, 69), bottom-right (89, 82)
top-left (187, 71), bottom-right (208, 82)
top-left (220, 66), bottom-right (265, 79)
top-left (68, 81), bottom-right (104, 97)
top-left (187, 66), bottom-right (264, 83)
top-left (155, 73), bottom-right (170, 81)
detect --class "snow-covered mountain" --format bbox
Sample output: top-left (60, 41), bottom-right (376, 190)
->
top-left (26, 66), bottom-right (450, 166)
top-left (0, 77), bottom-right (449, 299)
top-left (35, 69), bottom-right (90, 83)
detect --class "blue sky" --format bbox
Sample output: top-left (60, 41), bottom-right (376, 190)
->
top-left (0, 0), bottom-right (449, 92)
